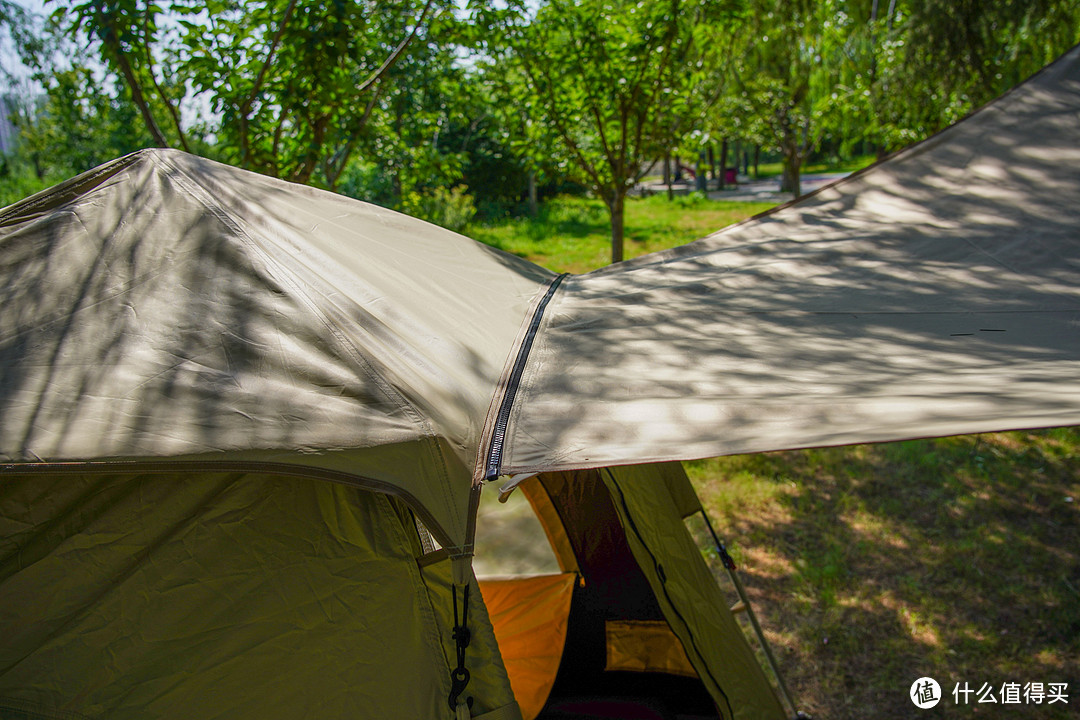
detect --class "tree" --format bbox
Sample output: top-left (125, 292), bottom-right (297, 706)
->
top-left (14, 65), bottom-right (156, 179)
top-left (775, 0), bottom-right (1080, 166)
top-left (351, 26), bottom-right (477, 204)
top-left (732, 0), bottom-right (855, 198)
top-left (880, 0), bottom-right (1080, 149)
top-left (0, 2), bottom-right (156, 195)
top-left (58, 0), bottom-right (447, 185)
top-left (0, 0), bottom-right (50, 86)
top-left (475, 56), bottom-right (569, 215)
top-left (484, 0), bottom-right (736, 263)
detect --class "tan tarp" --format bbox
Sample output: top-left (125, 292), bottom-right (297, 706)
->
top-left (0, 149), bottom-right (551, 550)
top-left (0, 470), bottom-right (517, 720)
top-left (7, 47), bottom-right (1080, 543)
top-left (489, 43), bottom-right (1080, 478)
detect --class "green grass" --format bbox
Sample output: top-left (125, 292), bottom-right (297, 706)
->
top-left (685, 432), bottom-right (1080, 719)
top-left (470, 194), bottom-right (1079, 719)
top-left (754, 153), bottom-right (877, 180)
top-left (466, 193), bottom-right (775, 274)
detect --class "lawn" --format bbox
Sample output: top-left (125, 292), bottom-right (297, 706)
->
top-left (753, 153), bottom-right (878, 180)
top-left (467, 193), bottom-right (777, 274)
top-left (689, 432), bottom-right (1079, 719)
top-left (468, 194), bottom-right (1080, 719)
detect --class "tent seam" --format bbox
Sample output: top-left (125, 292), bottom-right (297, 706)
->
top-left (0, 152), bottom-right (143, 228)
top-left (0, 459), bottom-right (458, 552)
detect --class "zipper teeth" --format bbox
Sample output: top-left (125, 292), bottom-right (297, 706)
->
top-left (485, 273), bottom-right (568, 480)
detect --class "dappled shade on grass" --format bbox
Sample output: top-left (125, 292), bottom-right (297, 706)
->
top-left (687, 428), bottom-right (1080, 720)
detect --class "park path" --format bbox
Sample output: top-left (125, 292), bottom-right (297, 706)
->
top-left (638, 171), bottom-right (852, 204)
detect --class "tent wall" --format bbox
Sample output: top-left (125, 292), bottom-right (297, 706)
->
top-left (528, 469), bottom-right (719, 718)
top-left (479, 573), bottom-right (576, 720)
top-left (603, 463), bottom-right (787, 720)
top-left (537, 470), bottom-right (663, 620)
top-left (0, 470), bottom-right (517, 720)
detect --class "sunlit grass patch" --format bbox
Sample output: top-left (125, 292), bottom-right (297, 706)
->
top-left (466, 194), bottom-right (775, 273)
top-left (753, 153), bottom-right (877, 179)
top-left (689, 430), bottom-right (1080, 719)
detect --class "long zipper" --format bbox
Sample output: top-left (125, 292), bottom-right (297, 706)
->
top-left (484, 273), bottom-right (568, 481)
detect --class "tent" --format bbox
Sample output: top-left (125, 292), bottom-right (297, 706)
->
top-left (0, 146), bottom-right (784, 720)
top-left (2, 41), bottom-right (1080, 720)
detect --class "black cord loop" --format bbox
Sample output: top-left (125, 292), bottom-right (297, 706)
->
top-left (448, 583), bottom-right (474, 712)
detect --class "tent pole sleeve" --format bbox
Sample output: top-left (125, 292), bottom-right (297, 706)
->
top-left (699, 510), bottom-right (801, 719)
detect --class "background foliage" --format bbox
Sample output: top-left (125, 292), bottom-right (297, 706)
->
top-left (1, 0), bottom-right (1076, 246)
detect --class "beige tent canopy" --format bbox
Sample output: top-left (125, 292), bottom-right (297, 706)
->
top-left (0, 148), bottom-right (552, 552)
top-left (0, 151), bottom-right (782, 718)
top-left (482, 43), bottom-right (1080, 481)
top-left (2, 42), bottom-right (1079, 720)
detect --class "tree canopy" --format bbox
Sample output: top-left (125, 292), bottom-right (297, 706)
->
top-left (0, 0), bottom-right (1077, 260)
top-left (480, 0), bottom-right (738, 261)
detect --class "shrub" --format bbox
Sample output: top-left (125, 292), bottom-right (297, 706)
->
top-left (399, 185), bottom-right (477, 233)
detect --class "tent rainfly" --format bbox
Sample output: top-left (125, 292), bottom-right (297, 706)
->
top-left (2, 42), bottom-right (1080, 720)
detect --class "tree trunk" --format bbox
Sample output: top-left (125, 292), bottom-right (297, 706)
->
top-left (732, 139), bottom-right (741, 183)
top-left (753, 145), bottom-right (760, 179)
top-left (664, 152), bottom-right (674, 200)
top-left (609, 192), bottom-right (625, 264)
top-left (780, 144), bottom-right (802, 197)
top-left (719, 137), bottom-right (729, 191)
top-left (528, 170), bottom-right (539, 217)
top-left (105, 38), bottom-right (168, 147)
top-left (707, 146), bottom-right (716, 183)
top-left (90, 2), bottom-right (170, 148)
